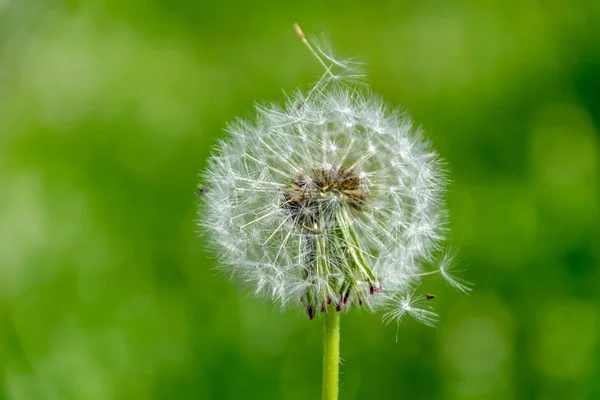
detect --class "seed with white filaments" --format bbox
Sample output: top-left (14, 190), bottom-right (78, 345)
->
top-left (383, 293), bottom-right (439, 328)
top-left (198, 27), bottom-right (469, 323)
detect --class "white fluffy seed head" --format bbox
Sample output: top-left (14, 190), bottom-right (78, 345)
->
top-left (199, 29), bottom-right (466, 322)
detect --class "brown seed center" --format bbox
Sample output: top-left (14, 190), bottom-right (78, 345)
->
top-left (282, 167), bottom-right (366, 230)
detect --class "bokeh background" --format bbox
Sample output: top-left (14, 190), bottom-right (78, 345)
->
top-left (1, 1), bottom-right (599, 399)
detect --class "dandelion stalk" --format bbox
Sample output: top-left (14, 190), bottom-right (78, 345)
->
top-left (322, 306), bottom-right (340, 400)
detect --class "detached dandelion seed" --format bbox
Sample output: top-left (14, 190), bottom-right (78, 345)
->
top-left (383, 292), bottom-right (440, 328)
top-left (198, 24), bottom-right (469, 400)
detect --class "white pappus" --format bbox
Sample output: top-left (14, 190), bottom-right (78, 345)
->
top-left (198, 25), bottom-right (470, 324)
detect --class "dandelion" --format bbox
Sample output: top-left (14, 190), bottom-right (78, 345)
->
top-left (198, 24), bottom-right (468, 400)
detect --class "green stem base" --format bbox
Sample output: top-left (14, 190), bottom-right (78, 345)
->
top-left (322, 308), bottom-right (340, 400)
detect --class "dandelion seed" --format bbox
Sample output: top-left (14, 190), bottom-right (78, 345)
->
top-left (383, 292), bottom-right (439, 328)
top-left (439, 250), bottom-right (473, 295)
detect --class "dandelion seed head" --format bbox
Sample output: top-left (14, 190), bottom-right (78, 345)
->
top-left (198, 25), bottom-right (469, 322)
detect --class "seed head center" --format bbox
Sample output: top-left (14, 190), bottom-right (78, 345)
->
top-left (282, 166), bottom-right (366, 229)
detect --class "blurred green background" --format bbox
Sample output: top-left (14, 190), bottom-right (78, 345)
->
top-left (1, 1), bottom-right (599, 399)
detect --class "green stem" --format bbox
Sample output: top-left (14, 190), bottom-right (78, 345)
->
top-left (322, 307), bottom-right (340, 400)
